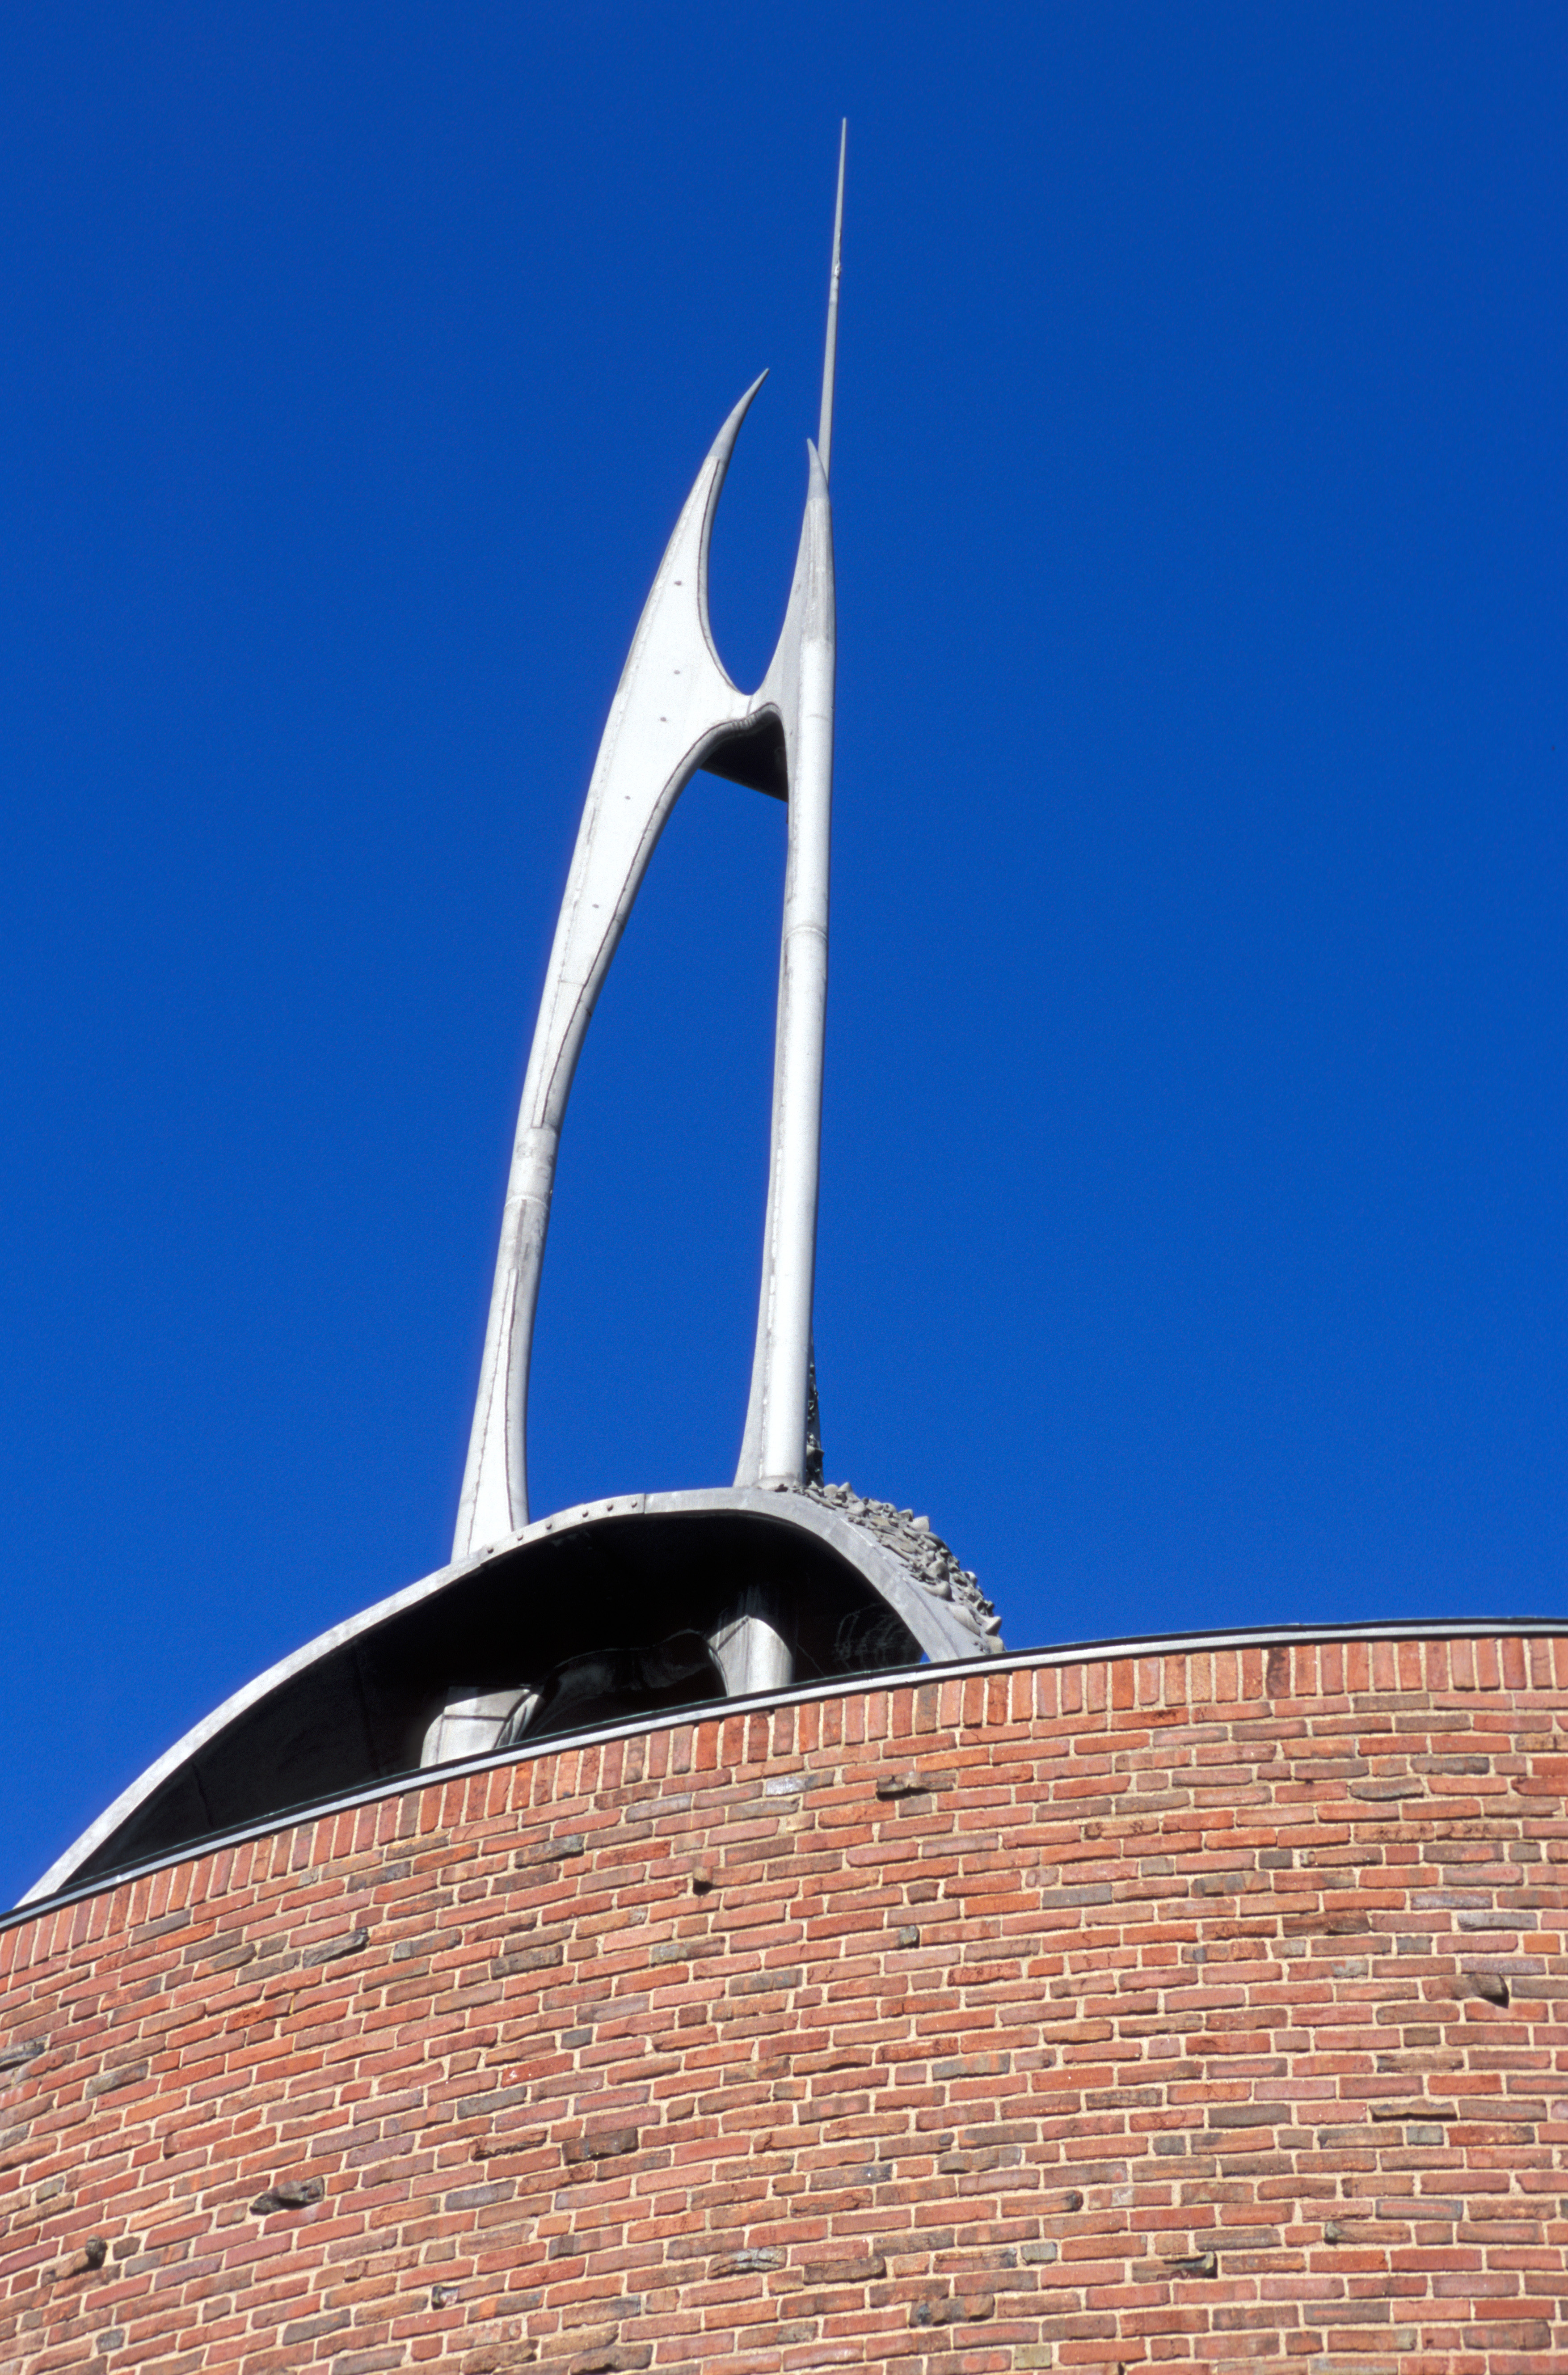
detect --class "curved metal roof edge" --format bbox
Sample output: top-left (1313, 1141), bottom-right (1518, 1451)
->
top-left (8, 1608), bottom-right (1564, 1932)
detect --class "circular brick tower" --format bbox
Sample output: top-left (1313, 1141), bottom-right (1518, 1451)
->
top-left (4, 1620), bottom-right (1567, 2374)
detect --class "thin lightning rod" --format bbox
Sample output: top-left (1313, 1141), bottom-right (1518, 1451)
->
top-left (817, 121), bottom-right (847, 482)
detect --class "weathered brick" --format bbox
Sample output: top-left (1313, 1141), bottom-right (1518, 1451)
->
top-left (1, 1631), bottom-right (1564, 2375)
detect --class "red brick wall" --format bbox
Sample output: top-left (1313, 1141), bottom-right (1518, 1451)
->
top-left (4, 1634), bottom-right (1568, 2374)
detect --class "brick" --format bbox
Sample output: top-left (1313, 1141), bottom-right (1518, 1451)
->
top-left (2, 1631), bottom-right (1566, 2375)
top-left (561, 2129), bottom-right (641, 2164)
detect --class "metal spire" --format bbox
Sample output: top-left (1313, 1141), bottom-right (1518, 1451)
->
top-left (453, 141), bottom-right (843, 1561)
top-left (818, 121), bottom-right (847, 482)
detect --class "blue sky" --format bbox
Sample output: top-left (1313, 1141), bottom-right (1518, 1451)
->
top-left (2, 2), bottom-right (1563, 1905)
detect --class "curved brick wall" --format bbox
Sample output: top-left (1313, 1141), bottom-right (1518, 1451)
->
top-left (3, 1632), bottom-right (1567, 2374)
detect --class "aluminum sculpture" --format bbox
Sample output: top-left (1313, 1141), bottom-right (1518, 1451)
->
top-left (455, 134), bottom-right (847, 1560)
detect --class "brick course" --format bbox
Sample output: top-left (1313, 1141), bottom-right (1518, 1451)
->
top-left (3, 1635), bottom-right (1567, 2372)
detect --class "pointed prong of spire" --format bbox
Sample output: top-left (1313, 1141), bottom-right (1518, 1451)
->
top-left (452, 383), bottom-right (769, 1559)
top-left (817, 121), bottom-right (847, 483)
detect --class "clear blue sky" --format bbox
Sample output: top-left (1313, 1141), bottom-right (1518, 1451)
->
top-left (2, 3), bottom-right (1563, 1905)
